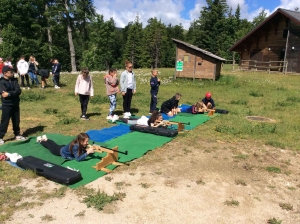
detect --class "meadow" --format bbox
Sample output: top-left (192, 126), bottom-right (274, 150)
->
top-left (0, 66), bottom-right (300, 223)
top-left (16, 66), bottom-right (300, 151)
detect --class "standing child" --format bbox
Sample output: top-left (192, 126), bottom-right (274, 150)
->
top-left (52, 59), bottom-right (61, 89)
top-left (149, 69), bottom-right (160, 114)
top-left (120, 60), bottom-right (136, 118)
top-left (104, 68), bottom-right (119, 121)
top-left (75, 68), bottom-right (94, 120)
top-left (160, 93), bottom-right (182, 116)
top-left (17, 55), bottom-right (30, 89)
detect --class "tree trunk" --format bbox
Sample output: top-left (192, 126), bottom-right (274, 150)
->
top-left (64, 0), bottom-right (77, 72)
top-left (45, 3), bottom-right (53, 55)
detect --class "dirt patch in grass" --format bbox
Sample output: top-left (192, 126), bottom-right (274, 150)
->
top-left (4, 136), bottom-right (300, 224)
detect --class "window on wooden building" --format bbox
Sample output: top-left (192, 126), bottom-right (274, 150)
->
top-left (183, 55), bottom-right (190, 62)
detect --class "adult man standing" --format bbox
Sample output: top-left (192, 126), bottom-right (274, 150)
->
top-left (52, 59), bottom-right (61, 89)
top-left (0, 66), bottom-right (26, 144)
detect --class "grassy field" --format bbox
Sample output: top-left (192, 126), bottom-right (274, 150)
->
top-left (0, 66), bottom-right (300, 222)
top-left (12, 65), bottom-right (300, 151)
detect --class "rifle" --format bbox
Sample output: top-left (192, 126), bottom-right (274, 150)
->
top-left (89, 143), bottom-right (128, 155)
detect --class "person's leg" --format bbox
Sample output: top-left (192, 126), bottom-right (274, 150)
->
top-left (28, 72), bottom-right (34, 85)
top-left (20, 75), bottom-right (25, 87)
top-left (150, 93), bottom-right (157, 112)
top-left (52, 75), bottom-right (57, 86)
top-left (56, 75), bottom-right (60, 86)
top-left (81, 95), bottom-right (89, 116)
top-left (11, 105), bottom-right (21, 137)
top-left (33, 72), bottom-right (40, 84)
top-left (122, 94), bottom-right (127, 113)
top-left (0, 106), bottom-right (12, 139)
top-left (79, 94), bottom-right (84, 116)
top-left (108, 94), bottom-right (116, 115)
top-left (25, 74), bottom-right (30, 87)
top-left (125, 89), bottom-right (133, 113)
top-left (40, 139), bottom-right (62, 156)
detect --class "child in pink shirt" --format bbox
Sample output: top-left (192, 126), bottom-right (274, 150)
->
top-left (104, 68), bottom-right (119, 120)
top-left (75, 68), bottom-right (94, 120)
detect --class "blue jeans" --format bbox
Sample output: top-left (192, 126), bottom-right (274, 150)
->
top-left (108, 94), bottom-right (117, 115)
top-left (28, 71), bottom-right (40, 85)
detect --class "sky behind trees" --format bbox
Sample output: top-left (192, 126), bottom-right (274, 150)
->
top-left (94, 0), bottom-right (300, 29)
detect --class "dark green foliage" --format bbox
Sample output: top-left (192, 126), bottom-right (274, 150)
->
top-left (43, 108), bottom-right (58, 114)
top-left (230, 99), bottom-right (247, 105)
top-left (83, 190), bottom-right (126, 211)
top-left (249, 91), bottom-right (264, 97)
top-left (90, 95), bottom-right (109, 104)
top-left (265, 141), bottom-right (286, 149)
top-left (267, 218), bottom-right (282, 224)
top-left (286, 96), bottom-right (300, 102)
top-left (266, 166), bottom-right (281, 173)
top-left (56, 118), bottom-right (79, 125)
top-left (20, 92), bottom-right (46, 102)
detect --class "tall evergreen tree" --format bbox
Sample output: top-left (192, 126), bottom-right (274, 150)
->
top-left (143, 18), bottom-right (168, 68)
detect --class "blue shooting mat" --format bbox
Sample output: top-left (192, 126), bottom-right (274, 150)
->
top-left (86, 124), bottom-right (131, 142)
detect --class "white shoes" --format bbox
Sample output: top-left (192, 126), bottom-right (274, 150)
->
top-left (111, 115), bottom-right (119, 122)
top-left (123, 112), bottom-right (131, 119)
top-left (54, 85), bottom-right (60, 89)
top-left (106, 115), bottom-right (113, 120)
top-left (106, 115), bottom-right (119, 122)
top-left (37, 135), bottom-right (47, 143)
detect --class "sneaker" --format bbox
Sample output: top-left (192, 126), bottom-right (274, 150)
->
top-left (27, 87), bottom-right (30, 90)
top-left (22, 87), bottom-right (25, 90)
top-left (41, 86), bottom-right (45, 89)
top-left (36, 136), bottom-right (42, 143)
top-left (106, 115), bottom-right (113, 120)
top-left (111, 115), bottom-right (119, 122)
top-left (123, 112), bottom-right (130, 119)
top-left (80, 115), bottom-right (89, 120)
top-left (0, 139), bottom-right (4, 144)
top-left (55, 85), bottom-right (61, 89)
top-left (15, 135), bottom-right (26, 141)
top-left (41, 135), bottom-right (48, 141)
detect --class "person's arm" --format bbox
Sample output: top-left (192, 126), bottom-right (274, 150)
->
top-left (211, 98), bottom-right (216, 109)
top-left (90, 76), bottom-right (94, 97)
top-left (73, 145), bottom-right (94, 162)
top-left (74, 75), bottom-right (80, 95)
top-left (9, 80), bottom-right (21, 97)
top-left (150, 77), bottom-right (156, 88)
top-left (133, 72), bottom-right (136, 93)
top-left (120, 71), bottom-right (126, 95)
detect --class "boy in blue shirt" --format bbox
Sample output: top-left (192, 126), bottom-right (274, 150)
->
top-left (149, 69), bottom-right (160, 114)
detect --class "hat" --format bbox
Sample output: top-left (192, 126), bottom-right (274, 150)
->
top-left (205, 92), bottom-right (212, 98)
top-left (2, 65), bottom-right (13, 73)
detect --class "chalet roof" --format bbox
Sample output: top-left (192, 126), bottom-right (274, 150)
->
top-left (172, 38), bottom-right (226, 61)
top-left (230, 8), bottom-right (300, 51)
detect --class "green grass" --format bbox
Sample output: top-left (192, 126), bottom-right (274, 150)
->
top-left (1, 67), bottom-right (300, 221)
top-left (0, 67), bottom-right (295, 151)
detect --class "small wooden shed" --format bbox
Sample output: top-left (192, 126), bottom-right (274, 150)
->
top-left (172, 38), bottom-right (226, 80)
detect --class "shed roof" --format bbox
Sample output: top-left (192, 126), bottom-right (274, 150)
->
top-left (230, 8), bottom-right (300, 51)
top-left (172, 38), bottom-right (226, 61)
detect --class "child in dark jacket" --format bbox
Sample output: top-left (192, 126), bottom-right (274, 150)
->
top-left (202, 92), bottom-right (215, 109)
top-left (160, 93), bottom-right (181, 116)
top-left (149, 69), bottom-right (160, 114)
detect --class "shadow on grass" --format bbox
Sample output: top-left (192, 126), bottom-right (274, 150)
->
top-left (23, 125), bottom-right (47, 136)
top-left (87, 112), bottom-right (101, 117)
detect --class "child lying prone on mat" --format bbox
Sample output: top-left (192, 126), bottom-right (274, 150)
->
top-left (37, 133), bottom-right (94, 162)
top-left (181, 101), bottom-right (207, 114)
top-left (120, 111), bottom-right (168, 128)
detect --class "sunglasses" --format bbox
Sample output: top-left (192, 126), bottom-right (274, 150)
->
top-left (128, 66), bottom-right (133, 69)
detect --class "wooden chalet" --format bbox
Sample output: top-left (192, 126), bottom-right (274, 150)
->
top-left (172, 39), bottom-right (226, 80)
top-left (230, 8), bottom-right (300, 73)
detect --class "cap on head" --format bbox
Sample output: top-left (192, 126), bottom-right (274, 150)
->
top-left (2, 65), bottom-right (14, 73)
top-left (205, 92), bottom-right (212, 98)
